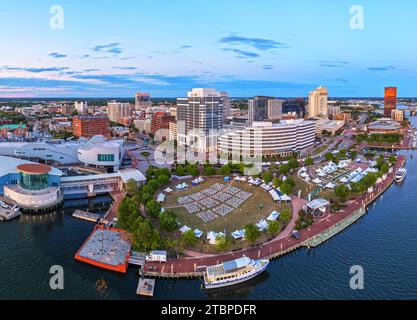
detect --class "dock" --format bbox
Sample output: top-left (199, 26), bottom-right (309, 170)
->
top-left (136, 278), bottom-right (155, 297)
top-left (72, 210), bottom-right (101, 223)
top-left (129, 251), bottom-right (147, 267)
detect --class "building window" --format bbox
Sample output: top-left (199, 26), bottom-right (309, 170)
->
top-left (97, 154), bottom-right (115, 162)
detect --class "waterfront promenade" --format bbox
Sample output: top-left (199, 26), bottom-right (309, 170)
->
top-left (143, 155), bottom-right (405, 278)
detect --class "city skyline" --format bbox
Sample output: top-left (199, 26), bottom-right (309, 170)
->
top-left (0, 0), bottom-right (416, 98)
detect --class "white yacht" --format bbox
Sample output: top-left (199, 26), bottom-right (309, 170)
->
top-left (203, 256), bottom-right (269, 289)
top-left (395, 168), bottom-right (407, 183)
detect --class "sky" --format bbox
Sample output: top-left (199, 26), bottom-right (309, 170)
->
top-left (0, 0), bottom-right (416, 98)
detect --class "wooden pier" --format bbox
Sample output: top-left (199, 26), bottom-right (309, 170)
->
top-left (72, 210), bottom-right (101, 223)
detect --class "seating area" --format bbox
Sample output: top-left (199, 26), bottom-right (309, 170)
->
top-left (176, 183), bottom-right (253, 223)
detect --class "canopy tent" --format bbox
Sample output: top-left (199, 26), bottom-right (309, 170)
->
top-left (256, 219), bottom-right (268, 232)
top-left (231, 230), bottom-right (244, 240)
top-left (313, 178), bottom-right (323, 185)
top-left (307, 198), bottom-right (330, 211)
top-left (156, 193), bottom-right (166, 203)
top-left (269, 189), bottom-right (280, 202)
top-left (163, 187), bottom-right (173, 193)
top-left (267, 210), bottom-right (280, 221)
top-left (176, 182), bottom-right (189, 190)
top-left (339, 177), bottom-right (349, 183)
top-left (325, 182), bottom-right (335, 189)
top-left (280, 194), bottom-right (292, 202)
top-left (207, 231), bottom-right (225, 245)
top-left (300, 172), bottom-right (309, 178)
top-left (194, 229), bottom-right (203, 238)
top-left (179, 225), bottom-right (192, 234)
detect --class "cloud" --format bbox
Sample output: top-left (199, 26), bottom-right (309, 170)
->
top-left (92, 42), bottom-right (123, 55)
top-left (367, 66), bottom-right (396, 71)
top-left (83, 69), bottom-right (100, 72)
top-left (1, 66), bottom-right (69, 73)
top-left (223, 48), bottom-right (260, 58)
top-left (180, 45), bottom-right (193, 49)
top-left (49, 52), bottom-right (67, 59)
top-left (120, 56), bottom-right (135, 60)
top-left (112, 66), bottom-right (137, 70)
top-left (318, 60), bottom-right (349, 68)
top-left (262, 65), bottom-right (274, 70)
top-left (75, 54), bottom-right (91, 59)
top-left (219, 35), bottom-right (289, 50)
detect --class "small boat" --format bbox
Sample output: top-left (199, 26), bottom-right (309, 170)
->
top-left (395, 168), bottom-right (407, 183)
top-left (203, 256), bottom-right (269, 290)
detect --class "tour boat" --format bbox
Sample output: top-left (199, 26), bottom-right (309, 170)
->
top-left (203, 256), bottom-right (269, 289)
top-left (395, 168), bottom-right (407, 183)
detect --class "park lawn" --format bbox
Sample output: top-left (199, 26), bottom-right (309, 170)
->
top-left (163, 177), bottom-right (289, 233)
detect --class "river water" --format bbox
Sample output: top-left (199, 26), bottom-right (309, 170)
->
top-left (1, 117), bottom-right (417, 300)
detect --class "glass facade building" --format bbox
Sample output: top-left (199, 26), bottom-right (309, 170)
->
top-left (19, 172), bottom-right (49, 191)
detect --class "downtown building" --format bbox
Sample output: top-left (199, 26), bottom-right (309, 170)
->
top-left (135, 92), bottom-right (152, 110)
top-left (218, 120), bottom-right (316, 159)
top-left (384, 87), bottom-right (397, 117)
top-left (107, 101), bottom-right (130, 124)
top-left (176, 88), bottom-right (225, 152)
top-left (308, 86), bottom-right (328, 118)
top-left (72, 115), bottom-right (110, 138)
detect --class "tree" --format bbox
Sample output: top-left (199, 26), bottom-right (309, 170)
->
top-left (125, 179), bottom-right (139, 195)
top-left (267, 220), bottom-right (280, 236)
top-left (117, 197), bottom-right (139, 231)
top-left (244, 224), bottom-right (260, 243)
top-left (325, 153), bottom-right (334, 162)
top-left (288, 158), bottom-right (300, 170)
top-left (263, 171), bottom-right (273, 183)
top-left (334, 184), bottom-right (350, 202)
top-left (280, 182), bottom-right (293, 195)
top-left (279, 164), bottom-right (290, 176)
top-left (159, 210), bottom-right (178, 231)
top-left (215, 234), bottom-right (230, 252)
top-left (349, 150), bottom-right (358, 160)
top-left (304, 157), bottom-right (314, 166)
top-left (132, 219), bottom-right (161, 251)
top-left (388, 154), bottom-right (397, 164)
top-left (157, 174), bottom-right (170, 185)
top-left (204, 164), bottom-right (216, 176)
top-left (146, 199), bottom-right (161, 218)
top-left (272, 177), bottom-right (282, 188)
top-left (280, 208), bottom-right (292, 224)
top-left (181, 230), bottom-right (198, 246)
top-left (220, 164), bottom-right (231, 176)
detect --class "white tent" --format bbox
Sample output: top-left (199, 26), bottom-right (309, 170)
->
top-left (207, 231), bottom-right (225, 245)
top-left (325, 182), bottom-right (335, 189)
top-left (280, 194), bottom-right (292, 202)
top-left (339, 177), bottom-right (349, 183)
top-left (313, 178), bottom-right (323, 185)
top-left (179, 225), bottom-right (192, 234)
top-left (156, 193), bottom-right (166, 203)
top-left (164, 187), bottom-right (173, 193)
top-left (300, 172), bottom-right (309, 178)
top-left (194, 229), bottom-right (203, 238)
top-left (267, 210), bottom-right (280, 221)
top-left (231, 230), bottom-right (244, 240)
top-left (256, 219), bottom-right (268, 232)
top-left (269, 189), bottom-right (280, 201)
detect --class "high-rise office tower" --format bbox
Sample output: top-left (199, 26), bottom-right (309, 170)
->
top-left (308, 86), bottom-right (328, 118)
top-left (267, 99), bottom-right (284, 120)
top-left (72, 115), bottom-right (110, 138)
top-left (248, 96), bottom-right (275, 125)
top-left (135, 92), bottom-right (152, 110)
top-left (282, 98), bottom-right (306, 118)
top-left (107, 101), bottom-right (130, 123)
top-left (384, 87), bottom-right (397, 117)
top-left (221, 91), bottom-right (232, 119)
top-left (176, 88), bottom-right (224, 151)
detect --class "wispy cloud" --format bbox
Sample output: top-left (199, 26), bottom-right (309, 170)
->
top-left (112, 66), bottom-right (137, 70)
top-left (223, 48), bottom-right (260, 58)
top-left (180, 45), bottom-right (193, 49)
top-left (262, 65), bottom-right (274, 70)
top-left (92, 42), bottom-right (123, 55)
top-left (367, 66), bottom-right (396, 71)
top-left (219, 35), bottom-right (289, 50)
top-left (318, 60), bottom-right (349, 68)
top-left (49, 52), bottom-right (67, 59)
top-left (1, 66), bottom-right (69, 73)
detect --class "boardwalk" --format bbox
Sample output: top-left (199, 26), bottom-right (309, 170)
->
top-left (143, 156), bottom-right (405, 278)
top-left (104, 191), bottom-right (125, 221)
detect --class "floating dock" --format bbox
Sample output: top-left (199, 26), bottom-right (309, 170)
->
top-left (129, 251), bottom-right (147, 267)
top-left (136, 278), bottom-right (155, 297)
top-left (72, 210), bottom-right (101, 223)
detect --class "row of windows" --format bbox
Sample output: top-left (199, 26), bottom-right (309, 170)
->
top-left (97, 154), bottom-right (115, 162)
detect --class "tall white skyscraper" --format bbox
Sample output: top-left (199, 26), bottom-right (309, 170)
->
top-left (176, 88), bottom-right (224, 152)
top-left (107, 101), bottom-right (130, 123)
top-left (308, 86), bottom-right (328, 118)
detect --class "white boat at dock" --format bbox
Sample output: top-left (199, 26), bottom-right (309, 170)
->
top-left (203, 256), bottom-right (269, 289)
top-left (395, 168), bottom-right (407, 183)
top-left (0, 205), bottom-right (21, 221)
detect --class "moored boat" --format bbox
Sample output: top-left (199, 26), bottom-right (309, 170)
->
top-left (395, 168), bottom-right (407, 183)
top-left (203, 256), bottom-right (269, 289)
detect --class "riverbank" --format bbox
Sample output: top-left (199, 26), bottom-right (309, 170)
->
top-left (142, 155), bottom-right (405, 278)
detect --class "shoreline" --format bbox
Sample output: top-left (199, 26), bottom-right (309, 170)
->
top-left (142, 155), bottom-right (406, 278)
